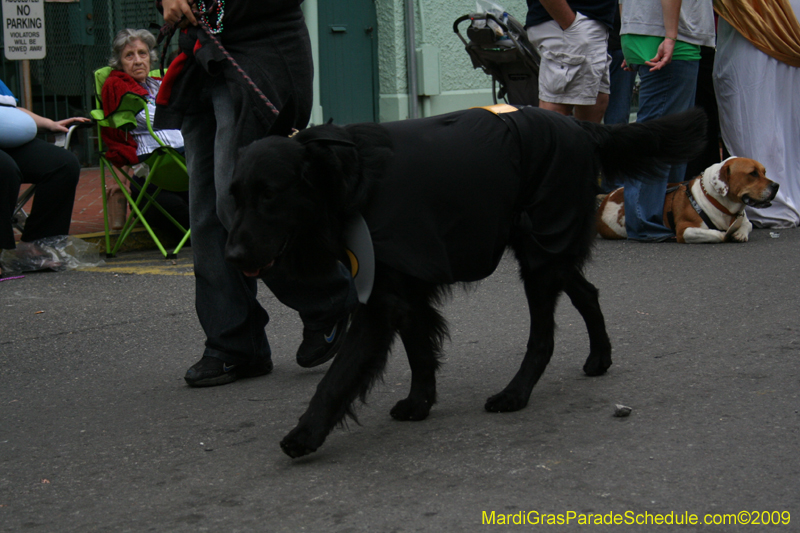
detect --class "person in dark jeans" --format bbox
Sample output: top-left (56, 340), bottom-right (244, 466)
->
top-left (683, 45), bottom-right (728, 180)
top-left (601, 6), bottom-right (636, 193)
top-left (603, 6), bottom-right (636, 127)
top-left (157, 0), bottom-right (357, 386)
top-left (619, 0), bottom-right (715, 241)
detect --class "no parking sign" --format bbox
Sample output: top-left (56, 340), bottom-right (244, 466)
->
top-left (2, 0), bottom-right (46, 60)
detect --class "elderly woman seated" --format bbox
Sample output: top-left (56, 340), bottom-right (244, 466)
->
top-left (101, 28), bottom-right (188, 235)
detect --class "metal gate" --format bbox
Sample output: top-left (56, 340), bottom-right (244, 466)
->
top-left (1, 0), bottom-right (162, 163)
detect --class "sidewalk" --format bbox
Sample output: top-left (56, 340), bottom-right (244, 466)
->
top-left (68, 167), bottom-right (107, 237)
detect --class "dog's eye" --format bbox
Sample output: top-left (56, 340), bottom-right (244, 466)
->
top-left (230, 182), bottom-right (244, 201)
top-left (750, 170), bottom-right (760, 178)
top-left (257, 191), bottom-right (277, 209)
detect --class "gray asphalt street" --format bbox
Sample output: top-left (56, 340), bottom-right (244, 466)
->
top-left (1, 228), bottom-right (798, 532)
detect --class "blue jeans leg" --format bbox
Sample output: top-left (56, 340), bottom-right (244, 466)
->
top-left (604, 49), bottom-right (636, 126)
top-left (624, 60), bottom-right (698, 241)
top-left (600, 49), bottom-right (637, 192)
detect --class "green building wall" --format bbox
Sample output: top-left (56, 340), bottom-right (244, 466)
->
top-left (378, 0), bottom-right (529, 121)
top-left (305, 0), bottom-right (529, 123)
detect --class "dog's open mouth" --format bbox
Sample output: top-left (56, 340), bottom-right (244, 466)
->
top-left (243, 266), bottom-right (269, 278)
top-left (242, 236), bottom-right (290, 278)
top-left (742, 194), bottom-right (773, 209)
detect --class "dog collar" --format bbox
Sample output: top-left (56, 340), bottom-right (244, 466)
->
top-left (684, 183), bottom-right (724, 231)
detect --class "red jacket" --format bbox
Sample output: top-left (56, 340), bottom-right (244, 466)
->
top-left (101, 70), bottom-right (160, 167)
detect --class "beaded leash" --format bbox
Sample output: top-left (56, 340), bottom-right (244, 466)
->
top-left (156, 0), bottom-right (280, 117)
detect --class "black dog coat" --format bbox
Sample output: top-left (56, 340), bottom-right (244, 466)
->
top-left (362, 106), bottom-right (597, 284)
top-left (223, 103), bottom-right (707, 458)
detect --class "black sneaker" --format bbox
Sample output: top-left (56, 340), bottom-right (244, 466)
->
top-left (296, 312), bottom-right (353, 368)
top-left (184, 356), bottom-right (273, 387)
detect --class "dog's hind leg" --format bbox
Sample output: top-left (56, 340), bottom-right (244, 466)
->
top-left (280, 299), bottom-right (397, 459)
top-left (485, 265), bottom-right (562, 412)
top-left (562, 268), bottom-right (613, 376)
top-left (390, 284), bottom-right (446, 421)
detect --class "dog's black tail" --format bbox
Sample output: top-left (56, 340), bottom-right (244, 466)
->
top-left (581, 107), bottom-right (707, 182)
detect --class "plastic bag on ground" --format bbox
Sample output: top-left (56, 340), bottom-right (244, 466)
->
top-left (0, 236), bottom-right (105, 275)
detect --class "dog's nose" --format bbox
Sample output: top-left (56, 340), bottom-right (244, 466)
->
top-left (224, 242), bottom-right (248, 267)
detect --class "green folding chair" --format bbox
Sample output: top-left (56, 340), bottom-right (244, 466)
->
top-left (91, 66), bottom-right (190, 259)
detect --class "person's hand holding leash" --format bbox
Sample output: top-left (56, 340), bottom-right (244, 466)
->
top-left (162, 0), bottom-right (197, 27)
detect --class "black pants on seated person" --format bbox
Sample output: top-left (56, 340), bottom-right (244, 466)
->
top-left (1, 138), bottom-right (81, 249)
top-left (130, 175), bottom-right (190, 242)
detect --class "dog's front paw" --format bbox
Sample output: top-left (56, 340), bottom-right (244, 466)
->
top-left (724, 217), bottom-right (750, 243)
top-left (725, 225), bottom-right (749, 242)
top-left (390, 397), bottom-right (432, 421)
top-left (485, 390), bottom-right (529, 413)
top-left (729, 230), bottom-right (749, 243)
top-left (280, 426), bottom-right (322, 458)
top-left (724, 231), bottom-right (749, 243)
top-left (583, 350), bottom-right (612, 376)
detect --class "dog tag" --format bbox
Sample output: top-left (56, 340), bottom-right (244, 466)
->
top-left (344, 213), bottom-right (375, 304)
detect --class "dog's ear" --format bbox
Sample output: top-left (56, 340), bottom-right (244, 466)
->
top-left (293, 120), bottom-right (356, 148)
top-left (295, 126), bottom-right (359, 196)
top-left (266, 96), bottom-right (298, 138)
top-left (712, 159), bottom-right (732, 196)
top-left (294, 122), bottom-right (391, 214)
top-left (297, 128), bottom-right (359, 199)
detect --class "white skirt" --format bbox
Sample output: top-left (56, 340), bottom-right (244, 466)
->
top-left (713, 8), bottom-right (800, 228)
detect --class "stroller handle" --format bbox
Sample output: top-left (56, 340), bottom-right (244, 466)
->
top-left (453, 14), bottom-right (471, 33)
top-left (453, 12), bottom-right (515, 46)
top-left (453, 12), bottom-right (512, 34)
top-left (453, 14), bottom-right (471, 45)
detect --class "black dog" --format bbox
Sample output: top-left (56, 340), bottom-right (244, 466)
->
top-left (225, 105), bottom-right (706, 458)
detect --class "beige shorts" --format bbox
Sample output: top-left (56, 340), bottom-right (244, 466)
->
top-left (528, 12), bottom-right (611, 106)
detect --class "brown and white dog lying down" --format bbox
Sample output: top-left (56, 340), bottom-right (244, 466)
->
top-left (596, 157), bottom-right (778, 243)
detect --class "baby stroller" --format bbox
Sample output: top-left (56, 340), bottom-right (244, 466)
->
top-left (453, 10), bottom-right (540, 106)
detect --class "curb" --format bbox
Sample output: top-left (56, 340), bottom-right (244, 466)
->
top-left (75, 227), bottom-right (184, 256)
